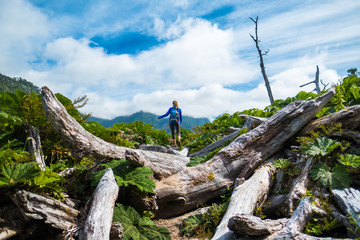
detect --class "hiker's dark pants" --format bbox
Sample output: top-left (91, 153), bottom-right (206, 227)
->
top-left (170, 122), bottom-right (180, 139)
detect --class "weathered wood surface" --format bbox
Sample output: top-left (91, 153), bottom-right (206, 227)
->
top-left (80, 168), bottom-right (119, 240)
top-left (283, 157), bottom-right (313, 216)
top-left (10, 189), bottom-right (79, 230)
top-left (41, 86), bottom-right (335, 218)
top-left (155, 87), bottom-right (335, 218)
top-left (189, 115), bottom-right (265, 158)
top-left (211, 164), bottom-right (276, 240)
top-left (228, 215), bottom-right (288, 236)
top-left (300, 104), bottom-right (360, 135)
top-left (266, 197), bottom-right (328, 240)
top-left (332, 188), bottom-right (360, 231)
top-left (26, 125), bottom-right (45, 170)
top-left (40, 86), bottom-right (189, 179)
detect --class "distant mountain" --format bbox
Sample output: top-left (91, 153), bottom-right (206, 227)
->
top-left (0, 73), bottom-right (40, 94)
top-left (88, 111), bottom-right (210, 131)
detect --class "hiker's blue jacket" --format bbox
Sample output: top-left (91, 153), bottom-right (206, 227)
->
top-left (158, 107), bottom-right (182, 124)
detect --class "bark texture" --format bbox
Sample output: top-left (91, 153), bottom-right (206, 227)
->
top-left (228, 215), bottom-right (288, 236)
top-left (211, 164), bottom-right (276, 240)
top-left (189, 115), bottom-right (265, 158)
top-left (40, 86), bottom-right (189, 179)
top-left (80, 168), bottom-right (119, 240)
top-left (155, 87), bottom-right (335, 218)
top-left (10, 189), bottom-right (79, 230)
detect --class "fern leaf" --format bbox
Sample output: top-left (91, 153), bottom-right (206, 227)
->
top-left (0, 162), bottom-right (40, 187)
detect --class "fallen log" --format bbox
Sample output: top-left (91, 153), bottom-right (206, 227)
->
top-left (40, 86), bottom-right (335, 218)
top-left (265, 197), bottom-right (328, 240)
top-left (155, 87), bottom-right (335, 218)
top-left (189, 115), bottom-right (265, 158)
top-left (332, 188), bottom-right (360, 235)
top-left (40, 86), bottom-right (189, 179)
top-left (283, 157), bottom-right (313, 216)
top-left (10, 189), bottom-right (79, 230)
top-left (300, 104), bottom-right (360, 135)
top-left (211, 164), bottom-right (276, 240)
top-left (79, 168), bottom-right (119, 240)
top-left (228, 215), bottom-right (288, 236)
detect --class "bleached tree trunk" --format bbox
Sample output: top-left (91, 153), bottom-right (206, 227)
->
top-left (40, 86), bottom-right (189, 179)
top-left (250, 16), bottom-right (274, 104)
top-left (283, 158), bottom-right (313, 216)
top-left (155, 87), bottom-right (335, 218)
top-left (211, 164), bottom-right (276, 240)
top-left (41, 86), bottom-right (335, 218)
top-left (189, 115), bottom-right (265, 158)
top-left (79, 168), bottom-right (119, 240)
top-left (300, 104), bottom-right (360, 135)
top-left (10, 190), bottom-right (79, 230)
top-left (266, 197), bottom-right (328, 240)
top-left (228, 215), bottom-right (288, 236)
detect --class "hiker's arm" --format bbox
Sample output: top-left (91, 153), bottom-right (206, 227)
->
top-left (158, 108), bottom-right (171, 119)
top-left (179, 108), bottom-right (183, 124)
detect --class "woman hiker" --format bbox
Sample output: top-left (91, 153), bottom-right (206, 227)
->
top-left (158, 100), bottom-right (183, 147)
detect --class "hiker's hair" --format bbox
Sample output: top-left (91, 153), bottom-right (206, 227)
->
top-left (173, 100), bottom-right (179, 108)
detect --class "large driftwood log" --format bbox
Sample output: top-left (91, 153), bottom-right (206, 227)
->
top-left (300, 104), bottom-right (360, 135)
top-left (228, 215), bottom-right (288, 236)
top-left (189, 115), bottom-right (265, 158)
top-left (265, 197), bottom-right (328, 240)
top-left (80, 168), bottom-right (119, 240)
top-left (332, 188), bottom-right (360, 234)
top-left (10, 189), bottom-right (79, 230)
top-left (211, 164), bottom-right (276, 240)
top-left (41, 86), bottom-right (335, 218)
top-left (40, 86), bottom-right (189, 179)
top-left (155, 87), bottom-right (335, 218)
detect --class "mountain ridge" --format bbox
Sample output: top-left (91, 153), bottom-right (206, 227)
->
top-left (88, 111), bottom-right (209, 131)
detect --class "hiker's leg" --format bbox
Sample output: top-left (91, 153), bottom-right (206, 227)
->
top-left (175, 124), bottom-right (181, 146)
top-left (170, 123), bottom-right (176, 146)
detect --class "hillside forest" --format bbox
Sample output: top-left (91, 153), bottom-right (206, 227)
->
top-left (0, 68), bottom-right (359, 240)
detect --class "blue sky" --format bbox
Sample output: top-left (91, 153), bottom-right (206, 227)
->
top-left (0, 0), bottom-right (359, 119)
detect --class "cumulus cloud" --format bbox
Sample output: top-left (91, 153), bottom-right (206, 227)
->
top-left (2, 0), bottom-right (359, 121)
top-left (0, 0), bottom-right (51, 74)
top-left (21, 18), bottom-right (258, 118)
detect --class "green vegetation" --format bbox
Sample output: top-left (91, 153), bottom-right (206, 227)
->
top-left (0, 73), bottom-right (40, 94)
top-left (0, 69), bottom-right (359, 238)
top-left (113, 203), bottom-right (171, 240)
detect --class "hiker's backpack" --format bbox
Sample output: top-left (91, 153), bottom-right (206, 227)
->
top-left (169, 107), bottom-right (179, 124)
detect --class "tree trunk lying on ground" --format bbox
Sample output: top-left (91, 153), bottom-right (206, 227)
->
top-left (40, 86), bottom-right (189, 179)
top-left (299, 104), bottom-right (360, 135)
top-left (228, 215), bottom-right (288, 236)
top-left (154, 87), bottom-right (335, 218)
top-left (40, 86), bottom-right (336, 218)
top-left (211, 164), bottom-right (276, 240)
top-left (189, 115), bottom-right (265, 158)
top-left (9, 189), bottom-right (79, 230)
top-left (331, 188), bottom-right (360, 238)
top-left (79, 168), bottom-right (119, 240)
top-left (228, 197), bottom-right (343, 240)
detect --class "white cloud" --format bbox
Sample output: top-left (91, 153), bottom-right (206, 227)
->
top-left (20, 18), bottom-right (258, 118)
top-left (0, 0), bottom-right (51, 74)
